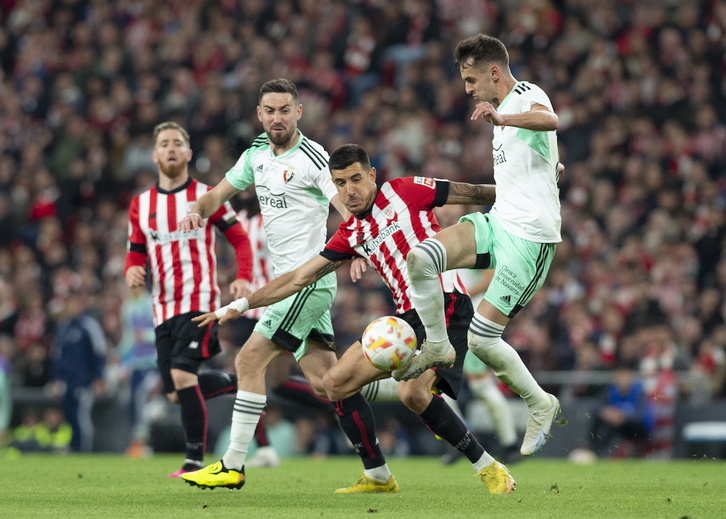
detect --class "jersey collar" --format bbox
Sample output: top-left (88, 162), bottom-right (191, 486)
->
top-left (156, 177), bottom-right (192, 195)
top-left (268, 129), bottom-right (304, 159)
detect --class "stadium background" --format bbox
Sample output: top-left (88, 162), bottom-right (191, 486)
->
top-left (0, 0), bottom-right (725, 460)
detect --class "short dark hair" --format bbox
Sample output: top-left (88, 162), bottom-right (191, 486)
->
top-left (152, 121), bottom-right (190, 146)
top-left (329, 143), bottom-right (371, 172)
top-left (454, 34), bottom-right (509, 71)
top-left (259, 78), bottom-right (299, 104)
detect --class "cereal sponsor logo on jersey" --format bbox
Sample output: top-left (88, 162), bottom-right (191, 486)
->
top-left (257, 185), bottom-right (288, 209)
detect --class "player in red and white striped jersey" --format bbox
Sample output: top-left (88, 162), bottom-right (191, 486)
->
top-left (124, 122), bottom-right (254, 477)
top-left (199, 144), bottom-right (515, 494)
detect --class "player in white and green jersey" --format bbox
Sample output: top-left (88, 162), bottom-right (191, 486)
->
top-left (226, 130), bottom-right (337, 276)
top-left (222, 130), bottom-right (340, 359)
top-left (403, 35), bottom-right (563, 460)
top-left (177, 79), bottom-right (348, 489)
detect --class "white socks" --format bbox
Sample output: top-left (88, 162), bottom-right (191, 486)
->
top-left (473, 451), bottom-right (496, 472)
top-left (360, 378), bottom-right (400, 402)
top-left (468, 376), bottom-right (517, 448)
top-left (365, 464), bottom-right (392, 483)
top-left (406, 239), bottom-right (449, 343)
top-left (223, 390), bottom-right (266, 470)
top-left (468, 313), bottom-right (548, 408)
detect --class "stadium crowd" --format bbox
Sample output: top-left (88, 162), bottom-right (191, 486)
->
top-left (1, 0), bottom-right (725, 455)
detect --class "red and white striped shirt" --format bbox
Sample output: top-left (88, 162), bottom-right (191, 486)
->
top-left (124, 178), bottom-right (252, 326)
top-left (237, 208), bottom-right (272, 321)
top-left (323, 177), bottom-right (467, 314)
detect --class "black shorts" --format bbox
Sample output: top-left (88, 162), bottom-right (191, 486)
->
top-left (155, 311), bottom-right (221, 394)
top-left (224, 315), bottom-right (258, 350)
top-left (398, 291), bottom-right (474, 399)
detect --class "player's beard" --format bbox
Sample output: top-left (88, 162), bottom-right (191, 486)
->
top-left (158, 160), bottom-right (186, 179)
top-left (266, 125), bottom-right (295, 147)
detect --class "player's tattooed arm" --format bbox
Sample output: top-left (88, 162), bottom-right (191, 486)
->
top-left (446, 182), bottom-right (496, 206)
top-left (314, 260), bottom-right (347, 281)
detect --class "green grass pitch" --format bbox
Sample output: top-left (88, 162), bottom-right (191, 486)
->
top-left (2, 453), bottom-right (724, 518)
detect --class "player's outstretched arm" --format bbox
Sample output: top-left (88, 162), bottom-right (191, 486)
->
top-left (179, 178), bottom-right (240, 231)
top-left (446, 182), bottom-right (496, 206)
top-left (192, 255), bottom-right (348, 327)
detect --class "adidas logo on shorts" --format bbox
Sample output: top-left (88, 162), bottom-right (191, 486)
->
top-left (500, 295), bottom-right (511, 304)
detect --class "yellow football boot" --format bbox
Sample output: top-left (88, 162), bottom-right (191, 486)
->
top-left (181, 460), bottom-right (245, 490)
top-left (334, 474), bottom-right (400, 494)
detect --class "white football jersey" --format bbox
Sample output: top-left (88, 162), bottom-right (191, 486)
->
top-left (489, 81), bottom-right (561, 243)
top-left (226, 131), bottom-right (337, 274)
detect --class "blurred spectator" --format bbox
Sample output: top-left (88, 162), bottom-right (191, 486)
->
top-left (116, 285), bottom-right (159, 458)
top-left (570, 362), bottom-right (654, 462)
top-left (0, 336), bottom-right (11, 444)
top-left (47, 289), bottom-right (107, 452)
top-left (14, 341), bottom-right (50, 388)
top-left (7, 406), bottom-right (71, 454)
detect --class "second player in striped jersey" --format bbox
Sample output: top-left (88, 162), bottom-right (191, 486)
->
top-left (124, 121), bottom-right (254, 477)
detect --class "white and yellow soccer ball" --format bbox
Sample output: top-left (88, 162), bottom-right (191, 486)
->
top-left (361, 316), bottom-right (417, 371)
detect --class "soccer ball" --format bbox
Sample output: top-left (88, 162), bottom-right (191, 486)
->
top-left (361, 316), bottom-right (417, 371)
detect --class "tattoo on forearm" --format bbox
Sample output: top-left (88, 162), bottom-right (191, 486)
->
top-left (448, 183), bottom-right (496, 205)
top-left (315, 261), bottom-right (345, 280)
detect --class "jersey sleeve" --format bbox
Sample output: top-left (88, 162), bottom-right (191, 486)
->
top-left (390, 177), bottom-right (449, 209)
top-left (309, 149), bottom-right (338, 202)
top-left (124, 196), bottom-right (148, 274)
top-left (210, 200), bottom-right (254, 281)
top-left (320, 229), bottom-right (358, 261)
top-left (225, 148), bottom-right (255, 191)
top-left (518, 83), bottom-right (553, 113)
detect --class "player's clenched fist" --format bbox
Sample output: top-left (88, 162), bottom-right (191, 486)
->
top-left (125, 265), bottom-right (146, 288)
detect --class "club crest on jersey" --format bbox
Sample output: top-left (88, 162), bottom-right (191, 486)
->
top-left (413, 177), bottom-right (435, 188)
top-left (283, 169), bottom-right (295, 183)
top-left (383, 207), bottom-right (396, 220)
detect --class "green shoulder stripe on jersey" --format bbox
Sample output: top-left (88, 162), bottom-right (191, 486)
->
top-left (303, 186), bottom-right (329, 205)
top-left (515, 127), bottom-right (553, 162)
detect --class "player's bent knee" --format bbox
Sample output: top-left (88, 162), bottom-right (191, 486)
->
top-left (397, 381), bottom-right (430, 414)
top-left (406, 239), bottom-right (446, 280)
